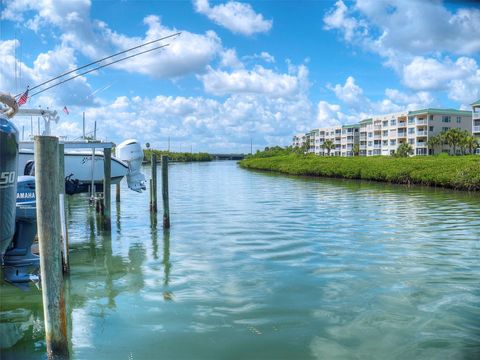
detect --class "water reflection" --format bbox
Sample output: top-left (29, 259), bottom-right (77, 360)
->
top-left (1, 161), bottom-right (479, 359)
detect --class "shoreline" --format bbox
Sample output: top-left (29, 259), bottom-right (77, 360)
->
top-left (239, 154), bottom-right (480, 191)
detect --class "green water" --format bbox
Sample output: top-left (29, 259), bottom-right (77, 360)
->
top-left (1, 161), bottom-right (479, 359)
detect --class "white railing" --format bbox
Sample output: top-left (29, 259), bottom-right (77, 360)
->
top-left (473, 113), bottom-right (480, 120)
top-left (416, 119), bottom-right (427, 125)
top-left (417, 131), bottom-right (428, 136)
top-left (416, 142), bottom-right (427, 147)
top-left (473, 126), bottom-right (480, 133)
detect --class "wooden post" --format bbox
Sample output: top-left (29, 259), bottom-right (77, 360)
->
top-left (161, 155), bottom-right (170, 228)
top-left (34, 136), bottom-right (69, 359)
top-left (115, 183), bottom-right (120, 202)
top-left (150, 154), bottom-right (157, 213)
top-left (58, 144), bottom-right (69, 273)
top-left (103, 147), bottom-right (111, 230)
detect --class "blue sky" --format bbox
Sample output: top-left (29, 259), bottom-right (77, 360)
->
top-left (1, 0), bottom-right (479, 152)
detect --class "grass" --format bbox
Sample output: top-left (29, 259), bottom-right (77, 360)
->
top-left (143, 149), bottom-right (213, 163)
top-left (239, 153), bottom-right (480, 191)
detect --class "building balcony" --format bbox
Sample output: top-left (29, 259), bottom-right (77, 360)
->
top-left (416, 119), bottom-right (427, 125)
top-left (398, 122), bottom-right (407, 128)
top-left (397, 132), bottom-right (407, 137)
top-left (373, 144), bottom-right (381, 149)
top-left (473, 113), bottom-right (480, 120)
top-left (374, 125), bottom-right (382, 130)
top-left (417, 131), bottom-right (428, 136)
top-left (416, 142), bottom-right (427, 148)
top-left (473, 126), bottom-right (480, 133)
top-left (360, 145), bottom-right (367, 150)
top-left (373, 135), bottom-right (381, 139)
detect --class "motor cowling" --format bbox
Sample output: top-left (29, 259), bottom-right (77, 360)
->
top-left (116, 139), bottom-right (146, 192)
top-left (0, 115), bottom-right (19, 255)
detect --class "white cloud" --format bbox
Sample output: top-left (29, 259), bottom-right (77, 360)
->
top-left (0, 39), bottom-right (95, 108)
top-left (45, 92), bottom-right (313, 151)
top-left (323, 0), bottom-right (480, 106)
top-left (199, 64), bottom-right (309, 98)
top-left (318, 76), bottom-right (437, 128)
top-left (402, 56), bottom-right (480, 105)
top-left (328, 76), bottom-right (368, 111)
top-left (194, 0), bottom-right (272, 36)
top-left (2, 1), bottom-right (222, 79)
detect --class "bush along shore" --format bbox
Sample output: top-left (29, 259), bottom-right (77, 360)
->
top-left (239, 149), bottom-right (480, 191)
top-left (143, 149), bottom-right (213, 163)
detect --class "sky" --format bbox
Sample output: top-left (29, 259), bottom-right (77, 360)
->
top-left (1, 0), bottom-right (479, 153)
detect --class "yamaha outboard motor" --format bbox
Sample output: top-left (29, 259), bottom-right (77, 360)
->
top-left (116, 139), bottom-right (147, 192)
top-left (3, 176), bottom-right (39, 283)
top-left (0, 115), bottom-right (18, 255)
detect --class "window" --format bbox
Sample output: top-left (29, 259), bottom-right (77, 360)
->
top-left (408, 116), bottom-right (414, 124)
top-left (383, 130), bottom-right (388, 136)
top-left (383, 140), bottom-right (388, 146)
top-left (383, 121), bottom-right (388, 127)
top-left (442, 116), bottom-right (451, 123)
top-left (390, 119), bottom-right (396, 126)
top-left (390, 139), bottom-right (396, 146)
top-left (368, 141), bottom-right (373, 146)
top-left (429, 115), bottom-right (434, 121)
top-left (442, 127), bottom-right (449, 132)
top-left (368, 132), bottom-right (373, 138)
top-left (408, 128), bottom-right (415, 134)
top-left (429, 126), bottom-right (434, 132)
top-left (408, 139), bottom-right (414, 145)
top-left (456, 116), bottom-right (461, 123)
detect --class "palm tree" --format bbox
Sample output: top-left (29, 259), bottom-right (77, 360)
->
top-left (464, 134), bottom-right (479, 154)
top-left (321, 139), bottom-right (335, 156)
top-left (395, 143), bottom-right (413, 157)
top-left (427, 134), bottom-right (442, 155)
top-left (352, 143), bottom-right (360, 156)
top-left (443, 128), bottom-right (464, 155)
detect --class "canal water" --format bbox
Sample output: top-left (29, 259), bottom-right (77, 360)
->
top-left (1, 161), bottom-right (479, 359)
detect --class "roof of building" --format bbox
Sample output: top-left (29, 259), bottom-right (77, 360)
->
top-left (471, 99), bottom-right (480, 107)
top-left (342, 123), bottom-right (360, 129)
top-left (359, 118), bottom-right (372, 124)
top-left (408, 108), bottom-right (471, 116)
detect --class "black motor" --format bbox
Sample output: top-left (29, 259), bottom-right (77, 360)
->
top-left (0, 115), bottom-right (18, 255)
top-left (3, 176), bottom-right (39, 283)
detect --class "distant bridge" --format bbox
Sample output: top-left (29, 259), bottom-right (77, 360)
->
top-left (211, 153), bottom-right (246, 160)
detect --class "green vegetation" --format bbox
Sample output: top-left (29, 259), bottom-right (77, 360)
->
top-left (321, 139), bottom-right (335, 156)
top-left (427, 128), bottom-right (479, 155)
top-left (240, 149), bottom-right (480, 191)
top-left (143, 149), bottom-right (213, 163)
top-left (394, 143), bottom-right (413, 157)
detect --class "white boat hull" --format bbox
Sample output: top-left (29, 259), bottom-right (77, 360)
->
top-left (18, 149), bottom-right (128, 185)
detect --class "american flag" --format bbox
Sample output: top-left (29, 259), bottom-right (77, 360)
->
top-left (18, 88), bottom-right (29, 106)
top-left (63, 106), bottom-right (69, 115)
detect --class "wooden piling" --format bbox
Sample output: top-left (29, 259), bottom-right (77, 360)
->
top-left (150, 154), bottom-right (157, 213)
top-left (115, 183), bottom-right (120, 202)
top-left (103, 147), bottom-right (111, 230)
top-left (161, 155), bottom-right (170, 228)
top-left (58, 144), bottom-right (69, 273)
top-left (34, 136), bottom-right (69, 359)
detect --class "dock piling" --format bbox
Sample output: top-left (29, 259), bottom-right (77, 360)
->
top-left (103, 147), bottom-right (112, 230)
top-left (34, 136), bottom-right (69, 359)
top-left (150, 154), bottom-right (157, 213)
top-left (161, 155), bottom-right (170, 228)
top-left (58, 144), bottom-right (69, 273)
top-left (116, 183), bottom-right (121, 202)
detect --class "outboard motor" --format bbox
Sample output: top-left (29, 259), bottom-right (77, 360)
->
top-left (116, 139), bottom-right (146, 192)
top-left (3, 176), bottom-right (39, 283)
top-left (0, 115), bottom-right (18, 255)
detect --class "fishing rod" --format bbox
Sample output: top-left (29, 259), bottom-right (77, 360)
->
top-left (29, 43), bottom-right (170, 98)
top-left (15, 32), bottom-right (181, 97)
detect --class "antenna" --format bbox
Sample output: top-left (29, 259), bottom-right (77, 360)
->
top-left (29, 43), bottom-right (171, 98)
top-left (15, 32), bottom-right (181, 98)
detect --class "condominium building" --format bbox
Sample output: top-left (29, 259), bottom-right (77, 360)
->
top-left (294, 108), bottom-right (472, 156)
top-left (473, 99), bottom-right (480, 139)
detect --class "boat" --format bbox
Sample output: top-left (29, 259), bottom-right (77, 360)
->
top-left (13, 108), bottom-right (146, 194)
